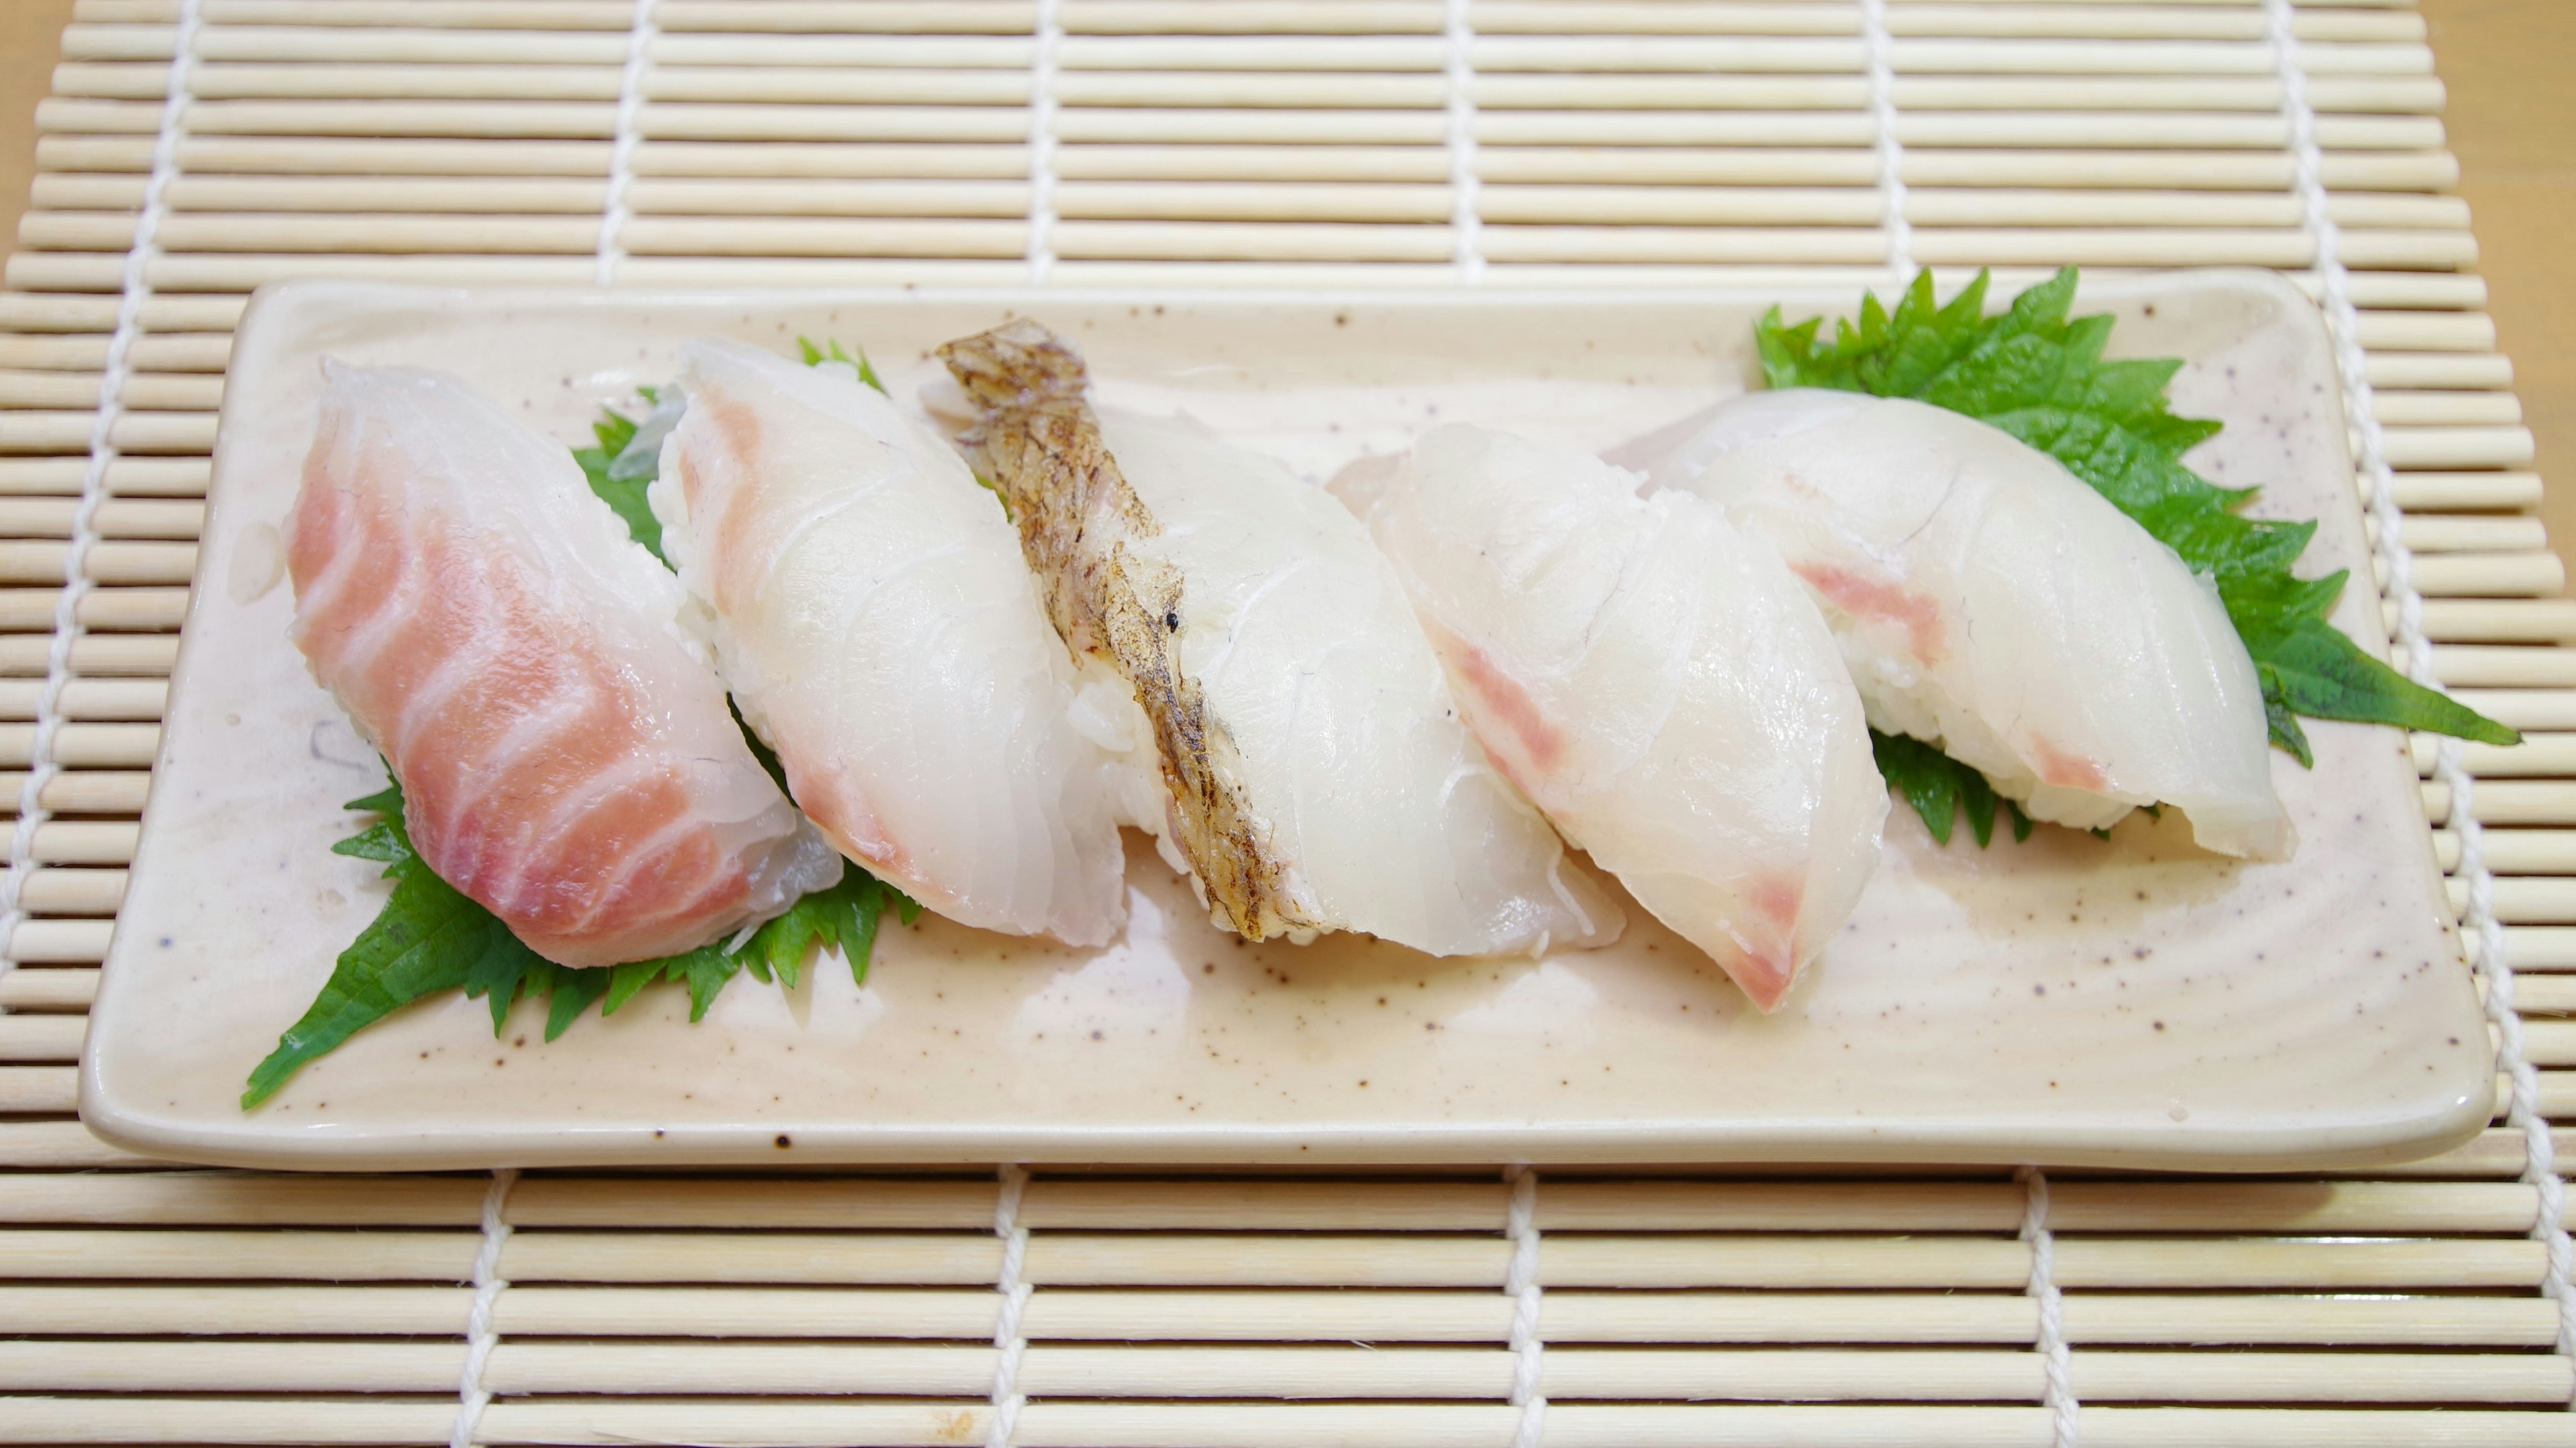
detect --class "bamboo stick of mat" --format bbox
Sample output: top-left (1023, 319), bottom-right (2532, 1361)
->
top-left (46, 0), bottom-right (2440, 40)
top-left (7, 1395), bottom-right (2576, 1448)
top-left (22, 134), bottom-right (2466, 189)
top-left (0, 1279), bottom-right (2564, 1348)
top-left (0, 1337), bottom-right (2569, 1406)
top-left (0, 1172), bottom-right (2550, 1233)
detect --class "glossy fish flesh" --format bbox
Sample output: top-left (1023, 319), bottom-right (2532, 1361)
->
top-left (1348, 424), bottom-right (1886, 1010)
top-left (286, 362), bottom-right (840, 968)
top-left (656, 339), bottom-right (1128, 946)
top-left (939, 320), bottom-right (1621, 957)
top-left (1616, 388), bottom-right (2291, 860)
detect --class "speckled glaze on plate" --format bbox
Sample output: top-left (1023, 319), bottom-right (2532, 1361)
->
top-left (80, 273), bottom-right (2491, 1171)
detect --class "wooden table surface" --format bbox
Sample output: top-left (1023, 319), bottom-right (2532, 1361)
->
top-left (2, 0), bottom-right (75, 274)
top-left (1, 0), bottom-right (2569, 579)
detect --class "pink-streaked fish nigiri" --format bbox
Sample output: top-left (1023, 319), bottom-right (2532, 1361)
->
top-left (1613, 389), bottom-right (2292, 860)
top-left (285, 361), bottom-right (841, 969)
top-left (1344, 424), bottom-right (1886, 1011)
top-left (655, 338), bottom-right (1129, 946)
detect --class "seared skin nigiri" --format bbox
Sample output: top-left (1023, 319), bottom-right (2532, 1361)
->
top-left (1346, 425), bottom-right (1885, 1011)
top-left (286, 363), bottom-right (839, 969)
top-left (937, 321), bottom-right (1619, 958)
top-left (656, 339), bottom-right (1128, 946)
top-left (1615, 389), bottom-right (2292, 860)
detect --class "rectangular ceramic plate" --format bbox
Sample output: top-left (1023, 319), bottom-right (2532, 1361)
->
top-left (81, 273), bottom-right (2493, 1172)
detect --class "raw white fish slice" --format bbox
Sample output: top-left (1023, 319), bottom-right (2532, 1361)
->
top-left (1344, 423), bottom-right (1884, 1009)
top-left (1616, 388), bottom-right (2292, 860)
top-left (939, 321), bottom-right (1621, 958)
top-left (655, 339), bottom-right (1128, 946)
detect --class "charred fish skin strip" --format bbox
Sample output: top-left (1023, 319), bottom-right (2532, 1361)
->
top-left (938, 320), bottom-right (1313, 942)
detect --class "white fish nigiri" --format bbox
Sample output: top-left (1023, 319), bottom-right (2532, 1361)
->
top-left (1615, 388), bottom-right (2291, 859)
top-left (1346, 424), bottom-right (1886, 1011)
top-left (938, 321), bottom-right (1620, 958)
top-left (655, 338), bottom-right (1128, 946)
top-left (286, 362), bottom-right (840, 968)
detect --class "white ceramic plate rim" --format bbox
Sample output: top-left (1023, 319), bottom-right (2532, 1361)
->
top-left (79, 271), bottom-right (2493, 1172)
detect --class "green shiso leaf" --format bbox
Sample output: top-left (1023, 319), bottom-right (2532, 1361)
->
top-left (247, 351), bottom-right (921, 1107)
top-left (570, 401), bottom-right (663, 564)
top-left (796, 336), bottom-right (888, 395)
top-left (244, 776), bottom-right (912, 1107)
top-left (1870, 730), bottom-right (2030, 850)
top-left (243, 782), bottom-right (529, 1108)
top-left (1760, 268), bottom-right (2517, 845)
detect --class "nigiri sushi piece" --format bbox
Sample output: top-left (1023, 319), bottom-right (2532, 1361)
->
top-left (286, 362), bottom-right (840, 969)
top-left (1347, 425), bottom-right (1886, 1011)
top-left (1613, 388), bottom-right (2291, 859)
top-left (936, 320), bottom-right (1620, 957)
top-left (655, 338), bottom-right (1128, 946)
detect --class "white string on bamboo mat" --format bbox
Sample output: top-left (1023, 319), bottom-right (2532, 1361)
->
top-left (1443, 0), bottom-right (1485, 284)
top-left (448, 1168), bottom-right (519, 1448)
top-left (0, 0), bottom-right (201, 993)
top-left (1855, 0), bottom-right (1912, 280)
top-left (2264, 0), bottom-right (2576, 1380)
top-left (987, 1164), bottom-right (1034, 1448)
top-left (594, 0), bottom-right (657, 284)
top-left (1025, 0), bottom-right (1062, 286)
top-left (1503, 1165), bottom-right (1546, 1448)
top-left (2017, 1166), bottom-right (2079, 1447)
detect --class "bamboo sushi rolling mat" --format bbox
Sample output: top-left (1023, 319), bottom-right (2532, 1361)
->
top-left (9, 0), bottom-right (2576, 1443)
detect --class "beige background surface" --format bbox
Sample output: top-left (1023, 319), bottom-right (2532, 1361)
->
top-left (2424, 0), bottom-right (2575, 586)
top-left (0, 0), bottom-right (2568, 573)
top-left (1, 0), bottom-right (71, 249)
